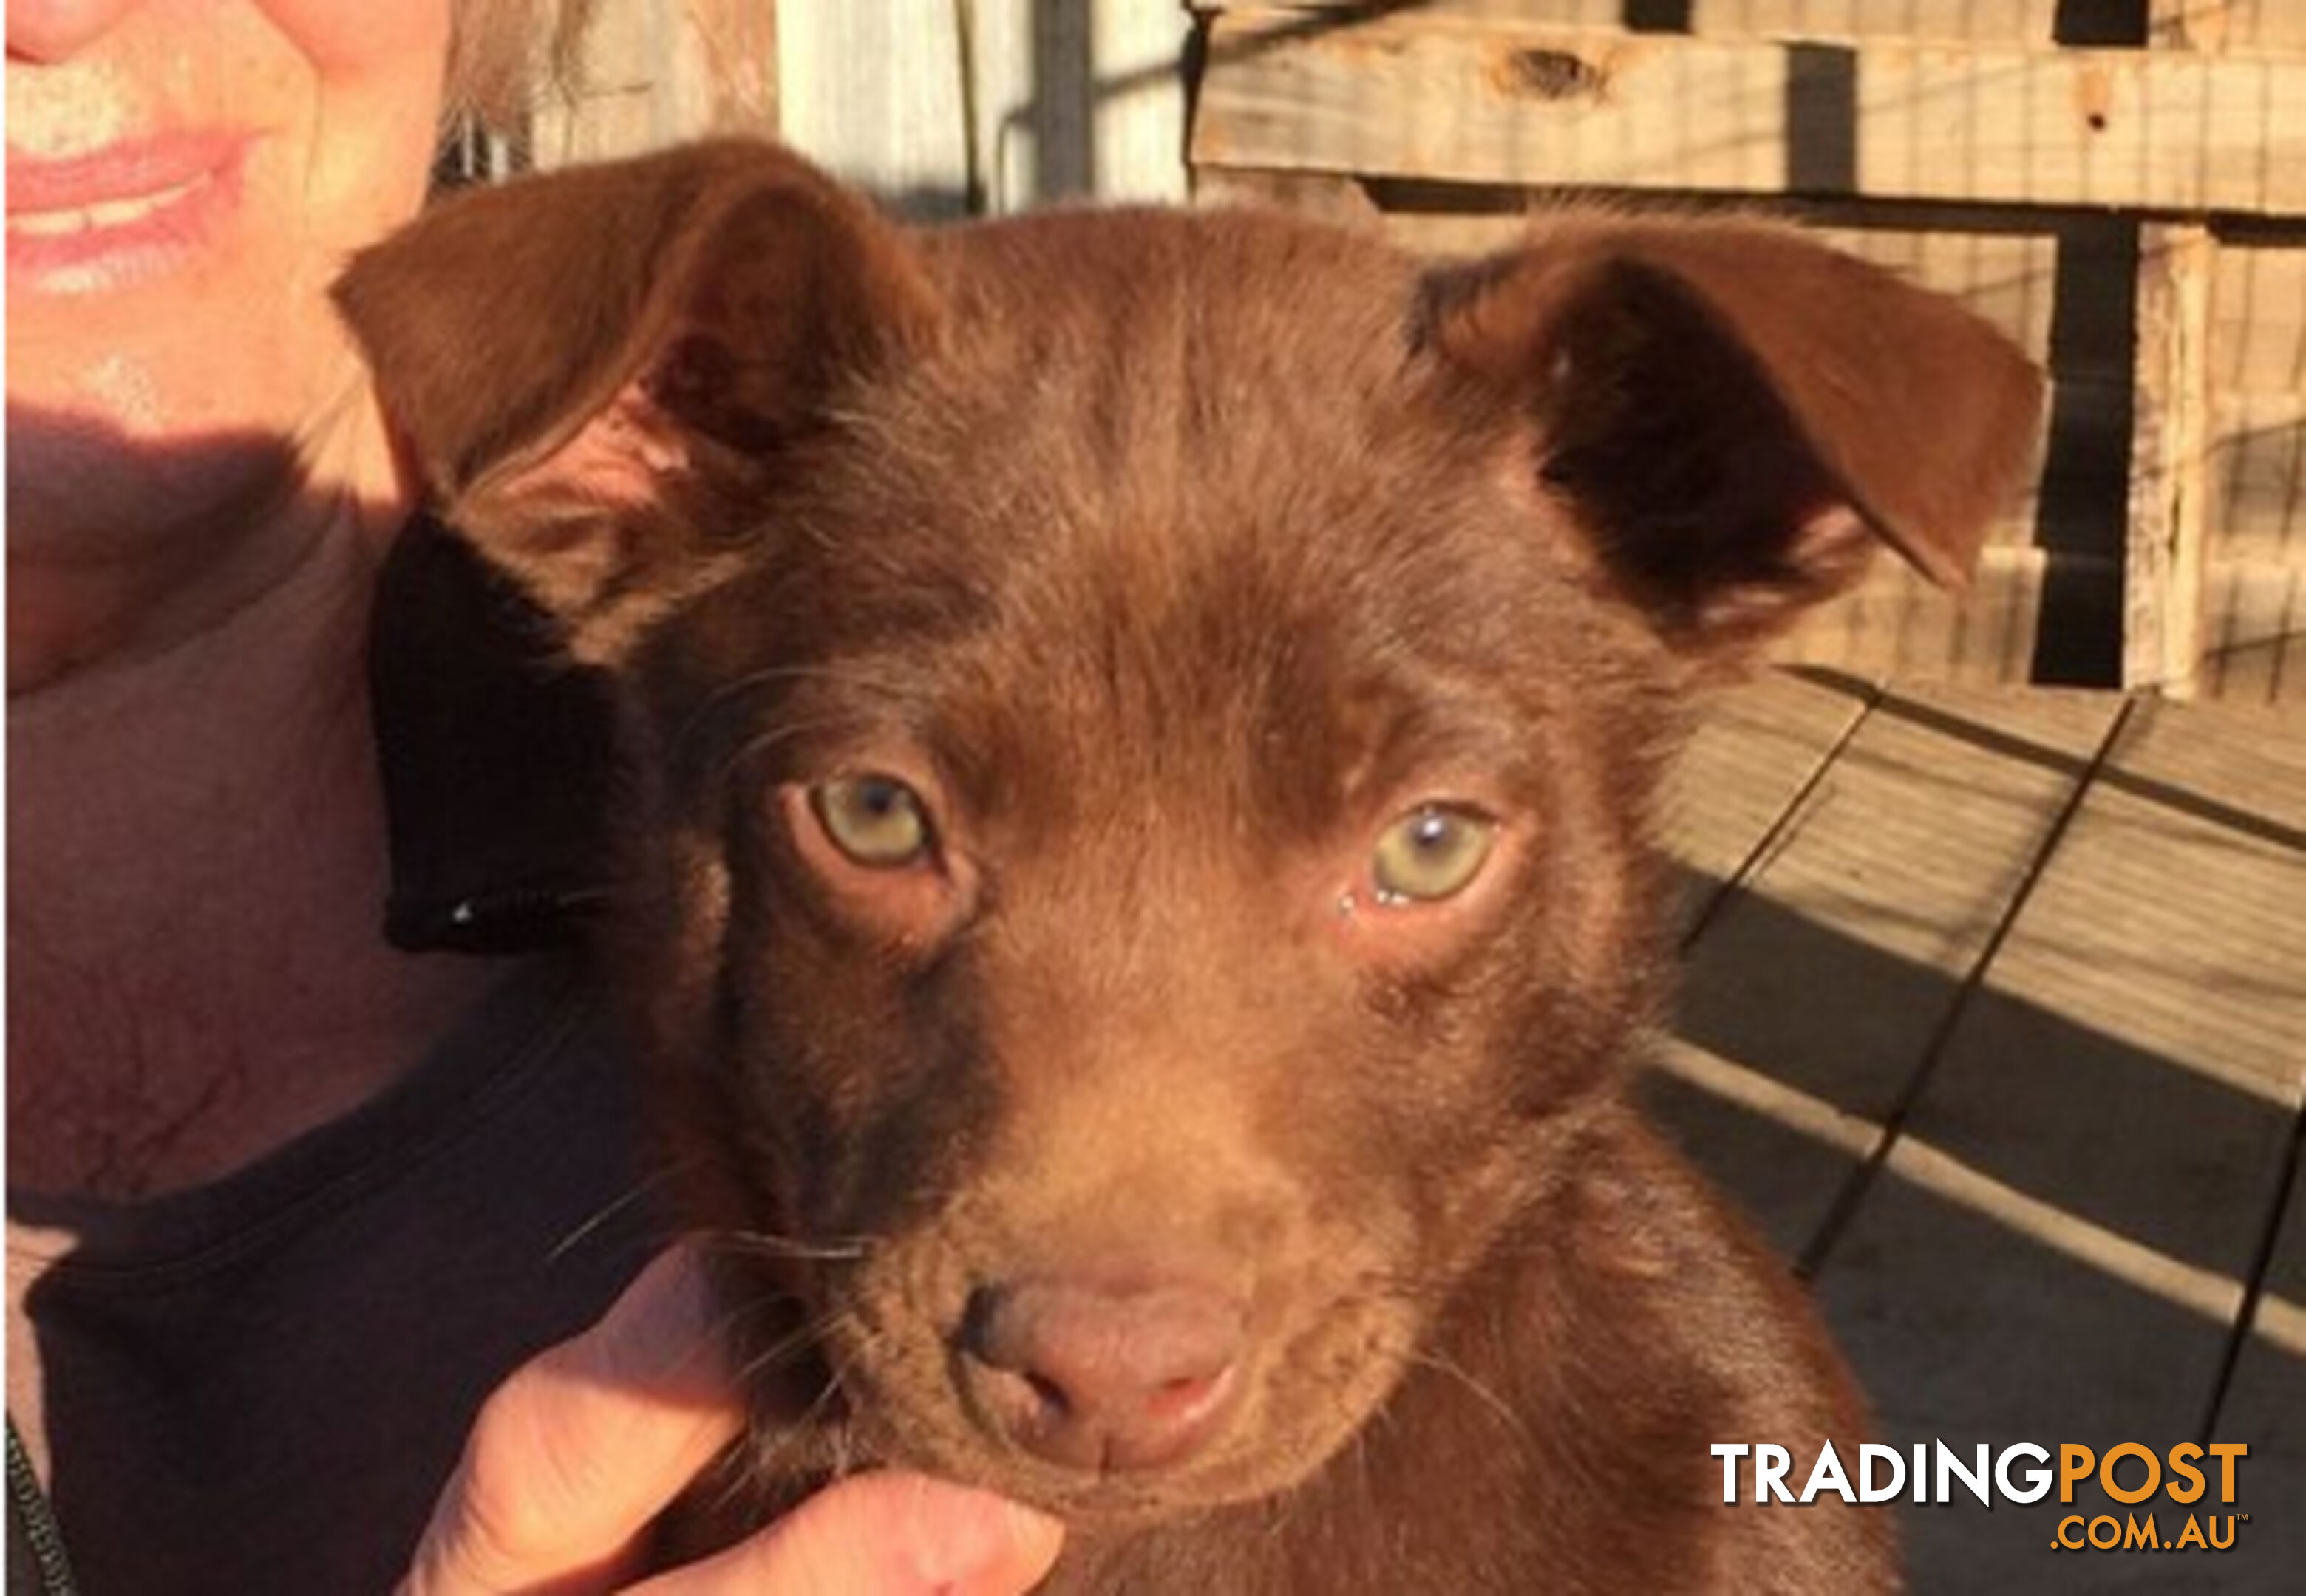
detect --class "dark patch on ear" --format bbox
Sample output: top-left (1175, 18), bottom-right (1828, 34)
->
top-left (634, 177), bottom-right (940, 462)
top-left (1528, 258), bottom-right (1875, 647)
top-left (1421, 215), bottom-right (2044, 658)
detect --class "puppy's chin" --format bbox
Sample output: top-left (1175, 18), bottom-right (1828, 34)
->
top-left (809, 1287), bottom-right (1426, 1527)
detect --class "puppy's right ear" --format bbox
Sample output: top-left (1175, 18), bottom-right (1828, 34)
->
top-left (335, 138), bottom-right (938, 662)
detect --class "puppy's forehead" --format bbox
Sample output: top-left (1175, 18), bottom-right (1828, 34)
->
top-left (668, 208), bottom-right (1600, 825)
top-left (778, 209), bottom-right (1561, 677)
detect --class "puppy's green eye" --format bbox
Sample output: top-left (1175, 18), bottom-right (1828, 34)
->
top-left (811, 776), bottom-right (932, 868)
top-left (1371, 805), bottom-right (1495, 904)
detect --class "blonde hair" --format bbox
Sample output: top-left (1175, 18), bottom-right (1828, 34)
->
top-left (444, 0), bottom-right (600, 134)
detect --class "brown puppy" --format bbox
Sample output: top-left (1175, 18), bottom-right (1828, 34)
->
top-left (338, 140), bottom-right (2040, 1592)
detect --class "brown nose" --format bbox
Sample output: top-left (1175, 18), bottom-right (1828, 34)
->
top-left (959, 1276), bottom-right (1248, 1473)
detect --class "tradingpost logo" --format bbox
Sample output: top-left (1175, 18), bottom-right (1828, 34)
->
top-left (1712, 1440), bottom-right (2252, 1553)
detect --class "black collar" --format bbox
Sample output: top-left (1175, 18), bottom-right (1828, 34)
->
top-left (367, 511), bottom-right (616, 953)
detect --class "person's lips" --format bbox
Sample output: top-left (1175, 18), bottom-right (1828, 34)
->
top-left (7, 133), bottom-right (250, 294)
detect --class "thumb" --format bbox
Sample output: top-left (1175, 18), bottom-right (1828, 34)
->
top-left (631, 1470), bottom-right (1065, 1595)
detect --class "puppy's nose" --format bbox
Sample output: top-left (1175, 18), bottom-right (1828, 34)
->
top-left (959, 1276), bottom-right (1248, 1473)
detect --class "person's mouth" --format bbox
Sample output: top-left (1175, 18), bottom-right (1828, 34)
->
top-left (7, 133), bottom-right (249, 294)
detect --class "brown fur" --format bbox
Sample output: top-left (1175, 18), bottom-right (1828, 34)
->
top-left (337, 139), bottom-right (2042, 1592)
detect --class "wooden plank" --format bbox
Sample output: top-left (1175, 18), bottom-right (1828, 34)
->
top-left (775, 0), bottom-right (973, 215)
top-left (1939, 712), bottom-right (2306, 1109)
top-left (1194, 12), bottom-right (2306, 217)
top-left (528, 0), bottom-right (777, 163)
top-left (678, 0), bottom-right (779, 134)
top-left (532, 0), bottom-right (664, 163)
top-left (1645, 686), bottom-right (2118, 1258)
top-left (2126, 222), bottom-right (2217, 695)
top-left (2208, 231), bottom-right (2306, 395)
top-left (1807, 695), bottom-right (2306, 1588)
top-left (2221, 0), bottom-right (2306, 51)
top-left (1214, 1), bottom-right (1625, 21)
top-left (1089, 0), bottom-right (1193, 202)
top-left (1192, 166), bottom-right (1382, 221)
top-left (2209, 390), bottom-right (2306, 559)
top-left (787, 0), bottom-right (1185, 216)
top-left (2197, 560), bottom-right (2304, 704)
top-left (1658, 667), bottom-right (1875, 936)
top-left (1691, 0), bottom-right (2056, 41)
top-left (1208, 0), bottom-right (2062, 35)
top-left (1770, 547), bottom-right (2048, 686)
top-left (968, 0), bottom-right (1086, 211)
top-left (2115, 664), bottom-right (2306, 823)
top-left (2197, 235), bottom-right (2302, 702)
top-left (532, 86), bottom-right (659, 166)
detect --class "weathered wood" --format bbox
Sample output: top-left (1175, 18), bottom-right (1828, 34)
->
top-left (2197, 561), bottom-right (2304, 705)
top-left (973, 0), bottom-right (1189, 211)
top-left (1809, 692), bottom-right (2306, 1586)
top-left (775, 0), bottom-right (974, 214)
top-left (681, 0), bottom-right (780, 133)
top-left (528, 0), bottom-right (776, 163)
top-left (2211, 243), bottom-right (2306, 396)
top-left (2212, 391), bottom-right (2306, 555)
top-left (2205, 243), bottom-right (2306, 694)
top-left (1192, 165), bottom-right (1382, 220)
top-left (2217, 0), bottom-right (2306, 52)
top-left (1771, 546), bottom-right (2049, 686)
top-left (1088, 0), bottom-right (1194, 202)
top-left (1647, 686), bottom-right (2118, 1256)
top-left (1692, 0), bottom-right (2057, 40)
top-left (1650, 674), bottom-right (2306, 1581)
top-left (969, 0), bottom-right (1089, 210)
top-left (778, 0), bottom-right (1186, 216)
top-left (1212, 1), bottom-right (2063, 38)
top-left (1659, 667), bottom-right (1876, 938)
top-left (1194, 10), bottom-right (2306, 217)
top-left (2126, 222), bottom-right (2217, 696)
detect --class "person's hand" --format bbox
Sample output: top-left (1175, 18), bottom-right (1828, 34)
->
top-left (401, 1249), bottom-right (1066, 1595)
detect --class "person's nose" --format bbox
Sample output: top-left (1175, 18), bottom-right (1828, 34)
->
top-left (8, 0), bottom-right (144, 63)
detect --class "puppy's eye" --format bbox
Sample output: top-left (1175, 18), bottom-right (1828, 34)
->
top-left (1370, 805), bottom-right (1495, 904)
top-left (810, 775), bottom-right (933, 868)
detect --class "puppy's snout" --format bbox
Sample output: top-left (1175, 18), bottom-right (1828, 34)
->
top-left (959, 1276), bottom-right (1248, 1473)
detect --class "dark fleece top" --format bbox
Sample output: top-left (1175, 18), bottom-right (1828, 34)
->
top-left (9, 519), bottom-right (660, 1595)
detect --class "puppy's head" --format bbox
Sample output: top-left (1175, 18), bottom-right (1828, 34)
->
top-left (339, 141), bottom-right (2038, 1520)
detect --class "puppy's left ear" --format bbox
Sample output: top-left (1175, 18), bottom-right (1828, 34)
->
top-left (1422, 215), bottom-right (2044, 655)
top-left (336, 139), bottom-right (937, 663)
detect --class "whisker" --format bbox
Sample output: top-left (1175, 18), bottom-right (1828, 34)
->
top-left (732, 1349), bottom-right (854, 1500)
top-left (730, 1311), bottom-right (840, 1391)
top-left (698, 1283), bottom-right (815, 1359)
top-left (1404, 1346), bottom-right (1531, 1455)
top-left (671, 661), bottom-right (916, 764)
top-left (709, 712), bottom-right (878, 786)
top-left (548, 1159), bottom-right (701, 1263)
top-left (690, 1226), bottom-right (872, 1264)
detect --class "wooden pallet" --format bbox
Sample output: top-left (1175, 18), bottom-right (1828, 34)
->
top-left (1192, 2), bottom-right (2306, 703)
